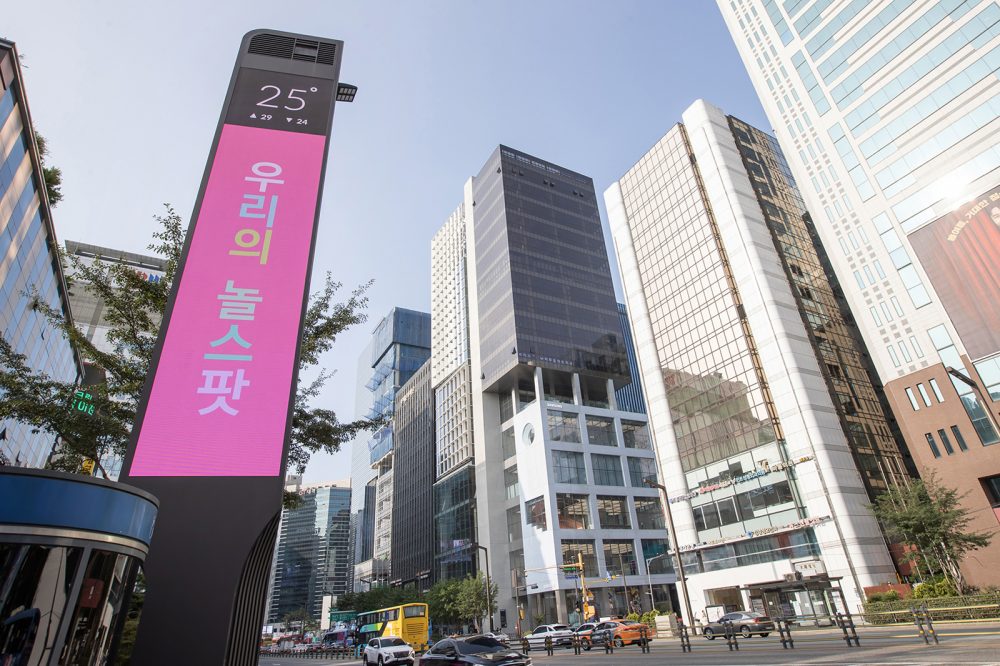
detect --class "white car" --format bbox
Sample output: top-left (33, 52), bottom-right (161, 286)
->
top-left (524, 624), bottom-right (574, 650)
top-left (363, 636), bottom-right (415, 666)
top-left (482, 631), bottom-right (510, 645)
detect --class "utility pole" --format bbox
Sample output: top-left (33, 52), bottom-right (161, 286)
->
top-left (646, 480), bottom-right (695, 627)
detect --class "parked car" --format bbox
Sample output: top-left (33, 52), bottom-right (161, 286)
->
top-left (702, 612), bottom-right (775, 639)
top-left (588, 620), bottom-right (651, 648)
top-left (523, 624), bottom-right (574, 650)
top-left (363, 636), bottom-right (415, 666)
top-left (419, 636), bottom-right (529, 665)
top-left (482, 631), bottom-right (510, 645)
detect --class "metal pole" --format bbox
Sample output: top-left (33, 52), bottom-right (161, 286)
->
top-left (476, 544), bottom-right (494, 632)
top-left (647, 481), bottom-right (695, 628)
top-left (617, 552), bottom-right (631, 614)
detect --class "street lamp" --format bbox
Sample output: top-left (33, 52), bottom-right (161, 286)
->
top-left (645, 480), bottom-right (695, 629)
top-left (474, 544), bottom-right (495, 632)
top-left (644, 553), bottom-right (669, 612)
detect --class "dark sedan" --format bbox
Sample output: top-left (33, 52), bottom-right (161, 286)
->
top-left (702, 612), bottom-right (775, 639)
top-left (419, 636), bottom-right (530, 666)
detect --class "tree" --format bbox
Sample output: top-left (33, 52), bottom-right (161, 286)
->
top-left (33, 132), bottom-right (63, 206)
top-left (336, 586), bottom-right (420, 613)
top-left (281, 608), bottom-right (314, 634)
top-left (871, 474), bottom-right (992, 594)
top-left (0, 207), bottom-right (379, 502)
top-left (455, 575), bottom-right (498, 633)
top-left (426, 579), bottom-right (462, 629)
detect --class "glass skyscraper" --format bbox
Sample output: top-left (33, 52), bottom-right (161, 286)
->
top-left (0, 39), bottom-right (81, 468)
top-left (267, 481), bottom-right (351, 622)
top-left (718, 0), bottom-right (1000, 589)
top-left (348, 307), bottom-right (430, 591)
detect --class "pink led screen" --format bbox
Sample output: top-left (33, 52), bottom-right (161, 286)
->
top-left (129, 123), bottom-right (325, 476)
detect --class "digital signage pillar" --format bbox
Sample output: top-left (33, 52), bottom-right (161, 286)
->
top-left (119, 30), bottom-right (352, 665)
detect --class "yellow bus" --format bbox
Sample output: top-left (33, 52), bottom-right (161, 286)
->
top-left (356, 603), bottom-right (429, 650)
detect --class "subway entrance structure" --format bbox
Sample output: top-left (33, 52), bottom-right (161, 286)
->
top-left (120, 29), bottom-right (355, 665)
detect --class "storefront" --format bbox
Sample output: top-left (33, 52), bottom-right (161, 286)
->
top-left (0, 468), bottom-right (157, 664)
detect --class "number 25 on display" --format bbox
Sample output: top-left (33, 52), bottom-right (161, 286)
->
top-left (257, 85), bottom-right (316, 111)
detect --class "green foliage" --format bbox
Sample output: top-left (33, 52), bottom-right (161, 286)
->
top-left (625, 612), bottom-right (640, 621)
top-left (866, 590), bottom-right (901, 603)
top-left (870, 475), bottom-right (992, 593)
top-left (639, 610), bottom-right (659, 626)
top-left (862, 592), bottom-right (1000, 624)
top-left (0, 207), bottom-right (378, 503)
top-left (336, 586), bottom-right (422, 613)
top-left (33, 131), bottom-right (63, 206)
top-left (426, 578), bottom-right (462, 627)
top-left (454, 574), bottom-right (498, 632)
top-left (913, 578), bottom-right (958, 599)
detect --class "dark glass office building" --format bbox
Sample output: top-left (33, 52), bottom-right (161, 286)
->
top-left (433, 464), bottom-right (476, 582)
top-left (0, 39), bottom-right (81, 468)
top-left (472, 146), bottom-right (629, 392)
top-left (268, 483), bottom-right (351, 622)
top-left (390, 359), bottom-right (434, 588)
top-left (615, 303), bottom-right (646, 414)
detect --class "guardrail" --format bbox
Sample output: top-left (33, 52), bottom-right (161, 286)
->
top-left (258, 645), bottom-right (361, 659)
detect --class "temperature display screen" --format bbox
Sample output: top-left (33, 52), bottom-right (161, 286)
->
top-left (226, 67), bottom-right (335, 136)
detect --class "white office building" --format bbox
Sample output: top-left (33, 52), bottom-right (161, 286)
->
top-left (717, 0), bottom-right (1000, 587)
top-left (606, 100), bottom-right (909, 616)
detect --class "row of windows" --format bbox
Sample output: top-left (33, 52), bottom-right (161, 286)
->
top-left (691, 480), bottom-right (796, 531)
top-left (842, 3), bottom-right (1000, 131)
top-left (862, 42), bottom-right (1000, 167)
top-left (924, 426), bottom-right (970, 458)
top-left (928, 325), bottom-right (999, 446)
top-left (561, 537), bottom-right (673, 578)
top-left (903, 379), bottom-right (945, 411)
top-left (828, 0), bottom-right (975, 102)
top-left (512, 494), bottom-right (666, 536)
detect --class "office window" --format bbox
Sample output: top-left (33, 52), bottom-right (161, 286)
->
top-left (917, 384), bottom-right (932, 407)
top-left (556, 494), bottom-right (591, 530)
top-left (642, 539), bottom-right (674, 574)
top-left (951, 426), bottom-right (968, 452)
top-left (627, 457), bottom-right (657, 487)
top-left (622, 421), bottom-right (650, 449)
top-left (586, 416), bottom-right (617, 447)
top-left (888, 346), bottom-right (901, 367)
top-left (925, 433), bottom-right (941, 458)
top-left (937, 429), bottom-right (955, 455)
top-left (548, 410), bottom-right (581, 443)
top-left (905, 387), bottom-right (920, 411)
top-left (502, 427), bottom-right (516, 460)
top-left (596, 495), bottom-right (631, 529)
top-left (525, 496), bottom-right (546, 531)
top-left (603, 539), bottom-right (637, 576)
top-left (561, 540), bottom-right (598, 577)
top-left (634, 497), bottom-right (665, 530)
top-left (982, 475), bottom-right (1000, 509)
top-left (591, 454), bottom-right (625, 486)
top-left (552, 450), bottom-right (587, 484)
top-left (505, 466), bottom-right (520, 500)
top-left (507, 506), bottom-right (522, 543)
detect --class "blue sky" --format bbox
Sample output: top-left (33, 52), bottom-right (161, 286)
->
top-left (4, 1), bottom-right (768, 483)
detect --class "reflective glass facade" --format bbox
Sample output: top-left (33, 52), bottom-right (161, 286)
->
top-left (268, 484), bottom-right (351, 622)
top-left (472, 146), bottom-right (628, 390)
top-left (390, 360), bottom-right (435, 587)
top-left (729, 116), bottom-right (913, 495)
top-left (615, 303), bottom-right (647, 413)
top-left (0, 41), bottom-right (81, 468)
top-left (433, 464), bottom-right (476, 582)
